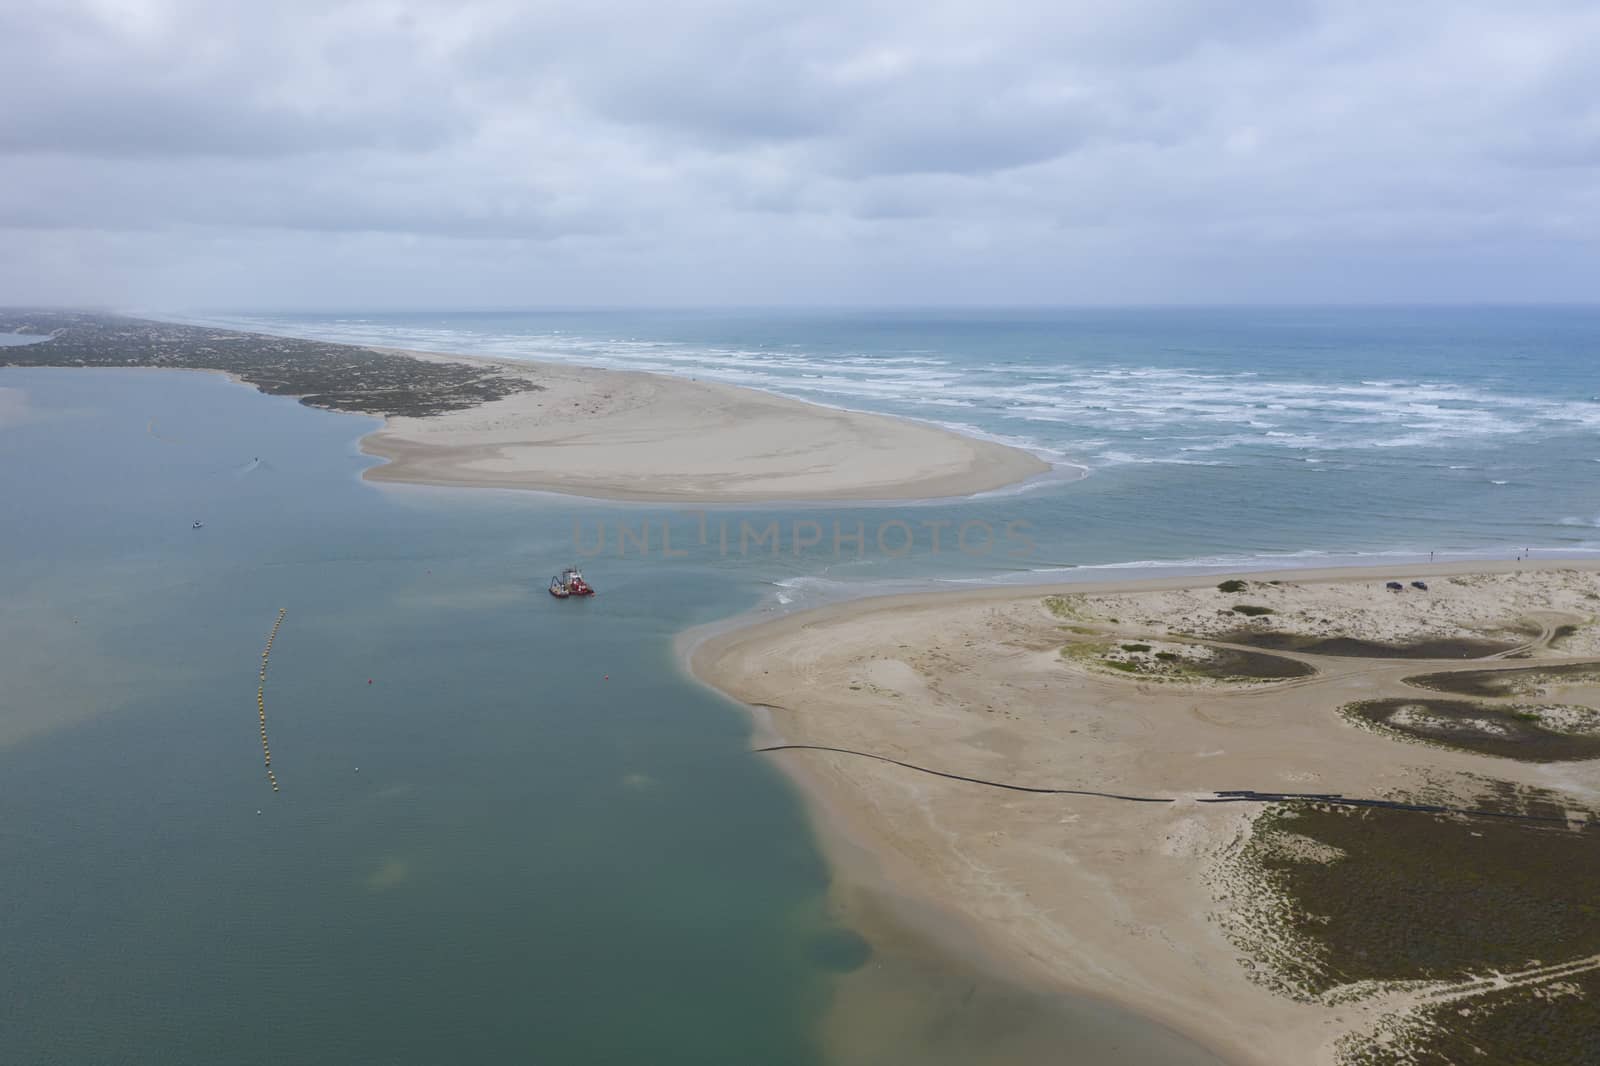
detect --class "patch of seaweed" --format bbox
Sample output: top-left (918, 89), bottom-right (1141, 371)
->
top-left (1063, 641), bottom-right (1313, 682)
top-left (1196, 647), bottom-right (1315, 680)
top-left (1404, 662), bottom-right (1600, 699)
top-left (1218, 631), bottom-right (1517, 660)
top-left (1343, 967), bottom-right (1600, 1066)
top-left (1345, 698), bottom-right (1600, 762)
top-left (1233, 801), bottom-right (1600, 997)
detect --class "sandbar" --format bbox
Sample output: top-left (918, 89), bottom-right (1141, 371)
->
top-left (689, 561), bottom-right (1600, 1065)
top-left (360, 351), bottom-right (1053, 502)
top-left (0, 311), bottom-right (1053, 504)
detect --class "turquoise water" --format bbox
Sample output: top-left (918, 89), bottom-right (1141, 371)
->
top-left (0, 367), bottom-right (1225, 1064)
top-left (172, 307), bottom-right (1600, 608)
top-left (9, 306), bottom-right (1597, 1062)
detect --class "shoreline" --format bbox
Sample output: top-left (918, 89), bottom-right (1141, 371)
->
top-left (686, 558), bottom-right (1600, 1066)
top-left (0, 312), bottom-right (1054, 505)
top-left (357, 347), bottom-right (1055, 503)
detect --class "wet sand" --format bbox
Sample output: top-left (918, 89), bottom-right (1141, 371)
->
top-left (361, 350), bottom-right (1053, 502)
top-left (689, 560), bottom-right (1600, 1065)
top-left (0, 312), bottom-right (1054, 503)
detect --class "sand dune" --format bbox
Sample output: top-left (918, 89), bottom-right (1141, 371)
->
top-left (690, 561), bottom-right (1600, 1066)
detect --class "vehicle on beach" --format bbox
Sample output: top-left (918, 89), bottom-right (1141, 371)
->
top-left (549, 566), bottom-right (594, 598)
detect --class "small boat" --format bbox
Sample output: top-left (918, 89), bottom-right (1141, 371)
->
top-left (192, 520), bottom-right (205, 530)
top-left (549, 566), bottom-right (595, 598)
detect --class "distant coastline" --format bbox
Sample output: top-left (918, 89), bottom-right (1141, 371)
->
top-left (0, 310), bottom-right (1051, 503)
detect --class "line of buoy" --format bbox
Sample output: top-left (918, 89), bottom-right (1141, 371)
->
top-left (258, 608), bottom-right (286, 793)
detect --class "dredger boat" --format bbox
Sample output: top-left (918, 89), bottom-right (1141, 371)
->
top-left (549, 566), bottom-right (595, 598)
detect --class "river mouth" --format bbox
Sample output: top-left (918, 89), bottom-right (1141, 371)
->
top-left (1, 364), bottom-right (1232, 1066)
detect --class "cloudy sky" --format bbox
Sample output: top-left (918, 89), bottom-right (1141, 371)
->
top-left (3, 0), bottom-right (1598, 308)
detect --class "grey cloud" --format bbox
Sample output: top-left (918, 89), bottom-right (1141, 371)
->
top-left (0, 0), bottom-right (470, 158)
top-left (3, 0), bottom-right (1600, 306)
top-left (0, 153), bottom-right (615, 240)
top-left (0, 85), bottom-right (462, 159)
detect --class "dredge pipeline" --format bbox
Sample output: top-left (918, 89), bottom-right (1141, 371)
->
top-left (258, 609), bottom-right (285, 793)
top-left (752, 744), bottom-right (1175, 803)
top-left (756, 746), bottom-right (1592, 827)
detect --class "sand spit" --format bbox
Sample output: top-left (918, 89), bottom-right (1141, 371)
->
top-left (0, 311), bottom-right (1052, 504)
top-left (360, 351), bottom-right (1050, 502)
top-left (690, 561), bottom-right (1600, 1066)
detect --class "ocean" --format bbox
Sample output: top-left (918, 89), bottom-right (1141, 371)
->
top-left (176, 307), bottom-right (1600, 603)
top-left (3, 307), bottom-right (1597, 1064)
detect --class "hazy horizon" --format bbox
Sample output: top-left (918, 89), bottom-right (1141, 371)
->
top-left (21, 301), bottom-right (1600, 317)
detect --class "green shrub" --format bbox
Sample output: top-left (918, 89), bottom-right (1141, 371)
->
top-left (1217, 579), bottom-right (1249, 593)
top-left (1232, 605), bottom-right (1275, 617)
top-left (1120, 643), bottom-right (1152, 652)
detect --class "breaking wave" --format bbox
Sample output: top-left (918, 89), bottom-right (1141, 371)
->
top-left (167, 310), bottom-right (1600, 474)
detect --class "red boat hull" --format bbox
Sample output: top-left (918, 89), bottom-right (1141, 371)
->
top-left (550, 567), bottom-right (595, 597)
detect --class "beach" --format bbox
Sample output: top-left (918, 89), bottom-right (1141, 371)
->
top-left (360, 351), bottom-right (1053, 502)
top-left (0, 312), bottom-right (1053, 504)
top-left (5, 308), bottom-right (1599, 1065)
top-left (690, 561), bottom-right (1600, 1065)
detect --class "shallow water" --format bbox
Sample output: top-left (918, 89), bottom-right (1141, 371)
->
top-left (13, 302), bottom-right (1600, 1061)
top-left (178, 306), bottom-right (1600, 566)
top-left (0, 367), bottom-right (1226, 1064)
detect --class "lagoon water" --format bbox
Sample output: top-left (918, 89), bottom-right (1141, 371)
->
top-left (5, 308), bottom-right (1597, 1062)
top-left (0, 366), bottom-right (1227, 1065)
